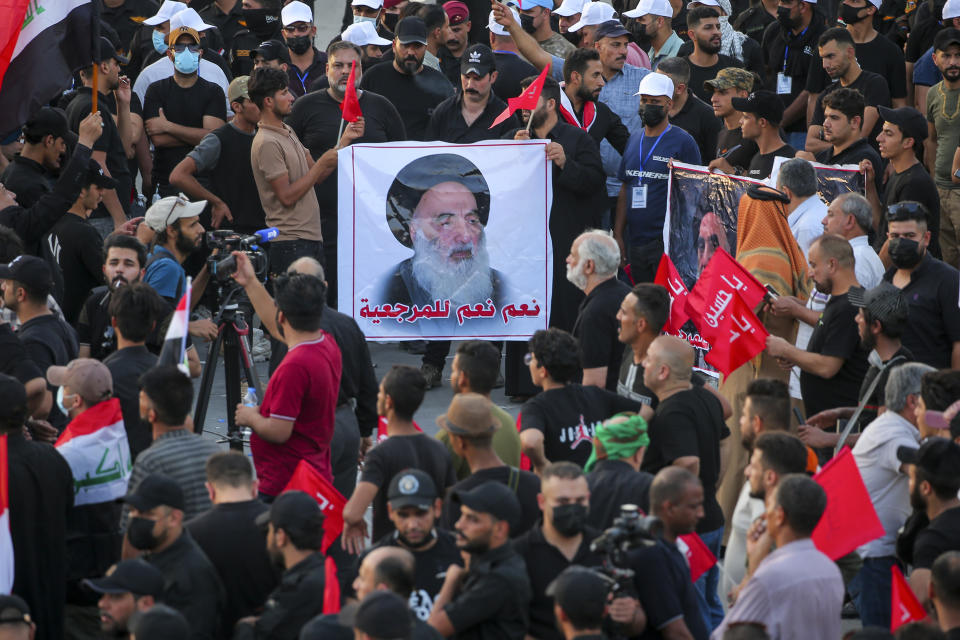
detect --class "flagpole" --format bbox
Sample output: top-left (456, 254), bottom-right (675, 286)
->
top-left (336, 117), bottom-right (346, 145)
top-left (91, 66), bottom-right (98, 114)
top-left (525, 114), bottom-right (533, 134)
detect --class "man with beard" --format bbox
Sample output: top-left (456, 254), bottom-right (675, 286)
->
top-left (682, 7), bottom-right (742, 104)
top-left (83, 559), bottom-right (164, 639)
top-left (280, 2), bottom-right (327, 98)
top-left (427, 481), bottom-right (532, 639)
top-left (360, 17), bottom-right (455, 141)
top-left (656, 56), bottom-right (722, 165)
top-left (233, 491), bottom-right (326, 639)
top-left (927, 29), bottom-right (960, 269)
top-left (625, 0), bottom-right (683, 69)
top-left (765, 234), bottom-right (869, 421)
top-left (881, 202), bottom-right (960, 369)
top-left (340, 21), bottom-right (392, 73)
top-left (229, 0), bottom-right (283, 77)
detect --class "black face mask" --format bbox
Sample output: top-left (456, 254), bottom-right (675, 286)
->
top-left (382, 11), bottom-right (399, 32)
top-left (286, 35), bottom-right (312, 55)
top-left (632, 21), bottom-right (653, 49)
top-left (777, 6), bottom-right (798, 30)
top-left (888, 237), bottom-right (924, 269)
top-left (551, 503), bottom-right (587, 537)
top-left (640, 103), bottom-right (666, 127)
top-left (127, 517), bottom-right (161, 551)
top-left (839, 3), bottom-right (868, 22)
top-left (562, 29), bottom-right (580, 46)
top-left (520, 13), bottom-right (537, 33)
top-left (242, 9), bottom-right (278, 38)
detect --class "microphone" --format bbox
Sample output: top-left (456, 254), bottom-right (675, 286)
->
top-left (253, 227), bottom-right (279, 242)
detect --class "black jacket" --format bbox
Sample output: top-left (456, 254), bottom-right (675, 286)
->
top-left (0, 154), bottom-right (53, 209)
top-left (425, 91), bottom-right (519, 143)
top-left (232, 552), bottom-right (326, 640)
top-left (563, 99), bottom-right (630, 156)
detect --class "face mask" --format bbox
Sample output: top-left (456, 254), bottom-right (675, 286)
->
top-left (520, 13), bottom-right (537, 33)
top-left (551, 503), bottom-right (587, 537)
top-left (777, 6), bottom-right (798, 30)
top-left (286, 35), bottom-right (312, 55)
top-left (839, 3), bottom-right (868, 22)
top-left (382, 12), bottom-right (399, 31)
top-left (243, 8), bottom-right (278, 38)
top-left (640, 103), bottom-right (666, 127)
top-left (152, 29), bottom-right (168, 55)
top-left (127, 517), bottom-right (161, 551)
top-left (56, 386), bottom-right (75, 416)
top-left (353, 14), bottom-right (376, 24)
top-left (888, 237), bottom-right (924, 269)
top-left (632, 22), bottom-right (653, 48)
top-left (174, 49), bottom-right (200, 74)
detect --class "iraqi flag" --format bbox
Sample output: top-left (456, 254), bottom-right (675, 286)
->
top-left (55, 397), bottom-right (132, 506)
top-left (0, 0), bottom-right (98, 134)
top-left (1, 434), bottom-right (13, 592)
top-left (157, 278), bottom-right (191, 375)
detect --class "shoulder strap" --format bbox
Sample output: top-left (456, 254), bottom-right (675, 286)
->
top-left (833, 354), bottom-right (908, 457)
top-left (507, 467), bottom-right (520, 493)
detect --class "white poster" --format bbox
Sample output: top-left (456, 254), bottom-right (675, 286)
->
top-left (338, 140), bottom-right (553, 340)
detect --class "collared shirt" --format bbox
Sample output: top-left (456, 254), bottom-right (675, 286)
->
top-left (599, 63), bottom-right (649, 196)
top-left (648, 32), bottom-right (684, 69)
top-left (586, 459), bottom-right (654, 530)
top-left (288, 48), bottom-right (328, 98)
top-left (849, 235), bottom-right (884, 289)
top-left (712, 539), bottom-right (844, 640)
top-left (233, 552), bottom-right (326, 640)
top-left (725, 482), bottom-right (765, 587)
top-left (425, 91), bottom-right (518, 143)
top-left (787, 195), bottom-right (827, 257)
top-left (424, 49), bottom-right (442, 71)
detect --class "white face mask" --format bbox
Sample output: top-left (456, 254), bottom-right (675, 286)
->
top-left (353, 14), bottom-right (377, 24)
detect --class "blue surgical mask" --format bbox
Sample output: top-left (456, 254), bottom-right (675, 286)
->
top-left (56, 386), bottom-right (75, 416)
top-left (152, 29), bottom-right (168, 55)
top-left (174, 49), bottom-right (200, 74)
top-left (353, 14), bottom-right (376, 24)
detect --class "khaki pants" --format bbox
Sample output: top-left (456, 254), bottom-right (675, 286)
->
top-left (937, 186), bottom-right (960, 269)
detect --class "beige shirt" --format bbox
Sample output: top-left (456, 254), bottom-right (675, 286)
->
top-left (250, 122), bottom-right (322, 242)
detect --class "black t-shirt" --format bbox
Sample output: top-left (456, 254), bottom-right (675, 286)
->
top-left (358, 62), bottom-right (455, 141)
top-left (805, 34), bottom-right (907, 100)
top-left (685, 54), bottom-right (743, 104)
top-left (359, 434), bottom-right (456, 540)
top-left (641, 386), bottom-right (729, 532)
top-left (0, 323), bottom-right (43, 385)
top-left (880, 162), bottom-right (941, 258)
top-left (745, 143), bottom-right (796, 180)
top-left (616, 351), bottom-right (658, 407)
top-left (811, 70), bottom-right (891, 143)
top-left (733, 6), bottom-right (776, 43)
top-left (42, 213), bottom-right (104, 324)
top-left (103, 345), bottom-right (157, 460)
top-left (143, 76), bottom-right (227, 187)
top-left (913, 505), bottom-right (960, 569)
top-left (629, 538), bottom-right (709, 640)
top-left (75, 286), bottom-right (116, 361)
top-left (0, 155), bottom-right (53, 210)
top-left (814, 138), bottom-right (884, 193)
top-left (800, 291), bottom-right (870, 418)
top-left (671, 92), bottom-right (723, 164)
top-left (492, 51), bottom-right (538, 101)
top-left (441, 466), bottom-right (541, 537)
top-left (19, 313), bottom-right (78, 429)
top-left (519, 384), bottom-right (643, 468)
top-left (716, 126), bottom-right (759, 173)
top-left (761, 17), bottom-right (828, 132)
top-left (573, 277), bottom-right (633, 391)
top-left (586, 458), bottom-right (654, 529)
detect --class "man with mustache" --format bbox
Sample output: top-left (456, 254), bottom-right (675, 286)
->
top-left (682, 7), bottom-right (742, 104)
top-left (84, 559), bottom-right (164, 639)
top-left (927, 28), bottom-right (960, 269)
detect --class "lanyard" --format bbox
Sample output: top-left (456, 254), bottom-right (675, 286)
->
top-left (294, 67), bottom-right (309, 93)
top-left (638, 124), bottom-right (671, 173)
top-left (782, 25), bottom-right (809, 71)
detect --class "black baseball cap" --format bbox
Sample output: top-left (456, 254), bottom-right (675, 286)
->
top-left (0, 373), bottom-right (27, 423)
top-left (22, 106), bottom-right (77, 145)
top-left (254, 39), bottom-right (291, 64)
top-left (878, 105), bottom-right (928, 143)
top-left (0, 594), bottom-right (31, 626)
top-left (395, 16), bottom-right (428, 45)
top-left (897, 438), bottom-right (960, 486)
top-left (732, 90), bottom-right (783, 125)
top-left (99, 36), bottom-right (130, 64)
top-left (461, 44), bottom-right (496, 77)
top-left (82, 559), bottom-right (165, 597)
top-left (594, 19), bottom-right (631, 40)
top-left (0, 255), bottom-right (53, 294)
top-left (847, 282), bottom-right (909, 334)
top-left (935, 27), bottom-right (960, 53)
top-left (388, 468), bottom-right (438, 510)
top-left (350, 591), bottom-right (413, 638)
top-left (131, 604), bottom-right (189, 640)
top-left (84, 159), bottom-right (117, 189)
top-left (887, 200), bottom-right (929, 224)
top-left (254, 490), bottom-right (324, 535)
top-left (451, 481), bottom-right (521, 529)
top-left (546, 566), bottom-right (613, 622)
top-left (122, 474), bottom-right (186, 512)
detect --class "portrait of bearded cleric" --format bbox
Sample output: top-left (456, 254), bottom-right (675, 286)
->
top-left (376, 153), bottom-right (508, 310)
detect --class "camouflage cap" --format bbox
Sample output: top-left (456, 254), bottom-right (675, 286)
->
top-left (704, 67), bottom-right (754, 94)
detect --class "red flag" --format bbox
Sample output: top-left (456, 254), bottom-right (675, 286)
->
top-left (811, 448), bottom-right (885, 560)
top-left (1, 434), bottom-right (12, 592)
top-left (678, 533), bottom-right (717, 582)
top-left (282, 460), bottom-right (346, 554)
top-left (339, 59), bottom-right (362, 123)
top-left (703, 292), bottom-right (769, 377)
top-left (490, 64), bottom-right (550, 128)
top-left (685, 249), bottom-right (766, 329)
top-left (376, 416), bottom-right (423, 443)
top-left (891, 565), bottom-right (926, 631)
top-left (654, 254), bottom-right (690, 333)
top-left (323, 556), bottom-right (341, 614)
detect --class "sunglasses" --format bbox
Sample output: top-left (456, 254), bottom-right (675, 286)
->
top-left (282, 23), bottom-right (312, 34)
top-left (172, 43), bottom-right (202, 53)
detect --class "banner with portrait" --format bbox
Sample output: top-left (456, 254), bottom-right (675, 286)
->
top-left (338, 140), bottom-right (553, 340)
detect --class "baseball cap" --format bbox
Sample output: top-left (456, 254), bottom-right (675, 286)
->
top-left (897, 438), bottom-right (960, 486)
top-left (704, 66), bottom-right (754, 94)
top-left (452, 481), bottom-right (522, 528)
top-left (935, 28), bottom-right (960, 52)
top-left (342, 22), bottom-right (392, 46)
top-left (228, 76), bottom-right (251, 102)
top-left (0, 373), bottom-right (27, 424)
top-left (22, 106), bottom-right (76, 145)
top-left (847, 281), bottom-right (909, 334)
top-left (395, 16), bottom-right (428, 44)
top-left (348, 591), bottom-right (413, 638)
top-left (461, 44), bottom-right (496, 76)
top-left (436, 392), bottom-right (499, 437)
top-left (281, 0), bottom-right (313, 25)
top-left (47, 358), bottom-right (113, 405)
top-left (144, 193), bottom-right (207, 232)
top-left (82, 559), bottom-right (165, 598)
top-left (352, 0), bottom-right (383, 7)
top-left (635, 71), bottom-right (674, 97)
top-left (690, 0), bottom-right (721, 5)
top-left (546, 566), bottom-right (613, 623)
top-left (253, 40), bottom-right (291, 64)
top-left (131, 605), bottom-right (189, 640)
top-left (488, 7), bottom-right (522, 35)
top-left (99, 36), bottom-right (130, 64)
top-left (444, 0), bottom-right (471, 25)
top-left (170, 8), bottom-right (214, 33)
top-left (878, 105), bottom-right (928, 142)
top-left (625, 0), bottom-right (673, 19)
top-left (144, 0), bottom-right (187, 26)
top-left (944, 0), bottom-right (960, 19)
top-left (554, 0), bottom-right (588, 16)
top-left (731, 89), bottom-right (784, 124)
top-left (387, 468), bottom-right (438, 510)
top-left (83, 158), bottom-right (117, 189)
top-left (0, 255), bottom-right (53, 293)
top-left (569, 2), bottom-right (616, 31)
top-left (519, 0), bottom-right (555, 8)
top-left (123, 474), bottom-right (186, 512)
top-left (886, 200), bottom-right (929, 224)
top-left (0, 595), bottom-right (31, 626)
top-left (594, 19), bottom-right (631, 39)
top-left (166, 25), bottom-right (201, 46)
top-left (254, 490), bottom-right (324, 535)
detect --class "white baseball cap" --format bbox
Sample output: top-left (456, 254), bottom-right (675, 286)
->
top-left (568, 2), bottom-right (616, 31)
top-left (688, 0), bottom-right (720, 6)
top-left (554, 0), bottom-right (588, 16)
top-left (342, 21), bottom-right (392, 46)
top-left (942, 0), bottom-right (960, 18)
top-left (281, 1), bottom-right (313, 26)
top-left (352, 0), bottom-right (384, 8)
top-left (635, 71), bottom-right (674, 97)
top-left (170, 8), bottom-right (214, 32)
top-left (624, 0), bottom-right (672, 18)
top-left (144, 0), bottom-right (187, 25)
top-left (488, 7), bottom-right (522, 35)
top-left (144, 194), bottom-right (207, 232)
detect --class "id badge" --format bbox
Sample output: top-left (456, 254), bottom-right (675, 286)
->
top-left (776, 72), bottom-right (792, 95)
top-left (632, 185), bottom-right (647, 209)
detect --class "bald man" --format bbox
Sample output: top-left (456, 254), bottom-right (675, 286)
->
top-left (641, 335), bottom-right (730, 630)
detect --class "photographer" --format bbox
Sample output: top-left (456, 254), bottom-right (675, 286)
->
top-left (547, 566), bottom-right (613, 640)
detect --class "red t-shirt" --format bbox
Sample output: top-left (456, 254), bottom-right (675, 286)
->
top-left (254, 334), bottom-right (342, 495)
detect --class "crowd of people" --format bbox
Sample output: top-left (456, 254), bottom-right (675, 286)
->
top-left (4, 0), bottom-right (960, 637)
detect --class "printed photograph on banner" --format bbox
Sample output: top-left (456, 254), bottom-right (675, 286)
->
top-left (768, 157), bottom-right (864, 205)
top-left (338, 141), bottom-right (552, 340)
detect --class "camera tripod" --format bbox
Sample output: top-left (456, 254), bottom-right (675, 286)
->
top-left (193, 285), bottom-right (265, 451)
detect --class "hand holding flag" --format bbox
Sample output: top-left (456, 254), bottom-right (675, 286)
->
top-left (491, 64), bottom-right (550, 129)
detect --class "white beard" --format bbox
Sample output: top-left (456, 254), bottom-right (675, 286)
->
top-left (411, 232), bottom-right (494, 307)
top-left (566, 260), bottom-right (588, 291)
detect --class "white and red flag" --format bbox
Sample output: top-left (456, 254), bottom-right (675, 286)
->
top-left (157, 278), bottom-right (192, 375)
top-left (55, 397), bottom-right (131, 506)
top-left (0, 434), bottom-right (12, 592)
